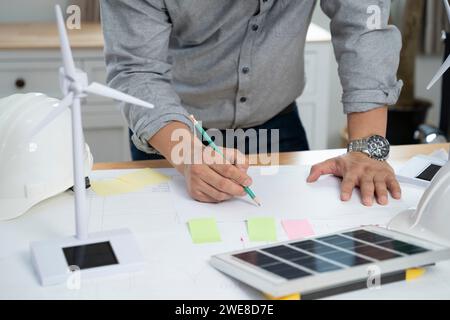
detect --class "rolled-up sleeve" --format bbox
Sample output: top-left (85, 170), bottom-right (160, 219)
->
top-left (321, 0), bottom-right (403, 114)
top-left (100, 0), bottom-right (192, 154)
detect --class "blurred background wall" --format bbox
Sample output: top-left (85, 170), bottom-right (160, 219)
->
top-left (0, 0), bottom-right (448, 149)
top-left (312, 1), bottom-right (447, 148)
top-left (0, 0), bottom-right (70, 22)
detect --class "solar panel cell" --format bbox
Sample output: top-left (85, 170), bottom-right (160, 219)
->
top-left (291, 256), bottom-right (342, 273)
top-left (262, 246), bottom-right (310, 260)
top-left (318, 235), bottom-right (364, 250)
top-left (343, 230), bottom-right (392, 244)
top-left (261, 263), bottom-right (312, 280)
top-left (291, 240), bottom-right (337, 255)
top-left (233, 251), bottom-right (279, 267)
top-left (354, 245), bottom-right (401, 261)
top-left (376, 240), bottom-right (428, 255)
top-left (322, 251), bottom-right (371, 266)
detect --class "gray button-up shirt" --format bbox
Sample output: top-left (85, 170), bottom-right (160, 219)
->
top-left (100, 0), bottom-right (402, 153)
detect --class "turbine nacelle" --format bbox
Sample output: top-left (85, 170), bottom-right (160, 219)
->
top-left (59, 67), bottom-right (88, 97)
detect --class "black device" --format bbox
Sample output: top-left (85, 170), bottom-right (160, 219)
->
top-left (415, 164), bottom-right (443, 182)
top-left (63, 241), bottom-right (119, 270)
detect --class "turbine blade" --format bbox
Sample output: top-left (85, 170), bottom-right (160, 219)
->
top-left (55, 5), bottom-right (77, 80)
top-left (444, 0), bottom-right (450, 23)
top-left (427, 55), bottom-right (450, 90)
top-left (28, 93), bottom-right (74, 140)
top-left (84, 82), bottom-right (154, 109)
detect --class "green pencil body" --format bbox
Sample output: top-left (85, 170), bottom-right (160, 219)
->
top-left (190, 116), bottom-right (260, 206)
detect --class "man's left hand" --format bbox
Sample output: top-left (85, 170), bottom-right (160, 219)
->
top-left (306, 152), bottom-right (401, 206)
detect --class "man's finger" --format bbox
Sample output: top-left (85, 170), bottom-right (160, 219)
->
top-left (199, 165), bottom-right (247, 197)
top-left (307, 159), bottom-right (336, 183)
top-left (359, 176), bottom-right (375, 206)
top-left (386, 175), bottom-right (402, 199)
top-left (374, 177), bottom-right (389, 205)
top-left (340, 174), bottom-right (357, 201)
top-left (196, 178), bottom-right (233, 202)
top-left (210, 162), bottom-right (252, 187)
top-left (192, 190), bottom-right (221, 203)
top-left (223, 147), bottom-right (249, 170)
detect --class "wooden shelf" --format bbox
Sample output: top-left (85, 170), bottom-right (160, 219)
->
top-left (93, 143), bottom-right (450, 170)
top-left (0, 22), bottom-right (330, 50)
top-left (0, 23), bottom-right (103, 50)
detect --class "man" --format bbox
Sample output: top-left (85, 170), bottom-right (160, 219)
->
top-left (101, 0), bottom-right (403, 206)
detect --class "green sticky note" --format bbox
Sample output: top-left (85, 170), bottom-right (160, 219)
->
top-left (188, 218), bottom-right (221, 244)
top-left (247, 217), bottom-right (277, 242)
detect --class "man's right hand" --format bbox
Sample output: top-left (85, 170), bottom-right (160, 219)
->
top-left (182, 146), bottom-right (252, 203)
top-left (149, 121), bottom-right (252, 203)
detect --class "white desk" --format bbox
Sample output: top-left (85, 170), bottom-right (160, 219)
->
top-left (1, 146), bottom-right (450, 299)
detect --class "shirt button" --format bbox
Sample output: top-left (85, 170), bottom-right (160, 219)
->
top-left (240, 97), bottom-right (247, 103)
top-left (251, 24), bottom-right (259, 31)
top-left (242, 67), bottom-right (250, 74)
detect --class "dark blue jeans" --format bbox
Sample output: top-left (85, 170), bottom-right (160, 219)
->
top-left (129, 101), bottom-right (309, 161)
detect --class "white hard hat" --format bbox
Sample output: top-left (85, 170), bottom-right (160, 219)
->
top-left (0, 93), bottom-right (93, 220)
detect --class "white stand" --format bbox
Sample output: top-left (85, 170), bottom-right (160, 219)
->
top-left (31, 229), bottom-right (144, 286)
top-left (389, 160), bottom-right (450, 247)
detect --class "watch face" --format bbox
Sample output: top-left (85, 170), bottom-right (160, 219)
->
top-left (367, 135), bottom-right (390, 160)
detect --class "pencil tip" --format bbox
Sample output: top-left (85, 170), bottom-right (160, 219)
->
top-left (253, 197), bottom-right (261, 207)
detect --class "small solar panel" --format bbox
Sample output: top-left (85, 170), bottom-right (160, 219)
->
top-left (233, 230), bottom-right (428, 279)
top-left (415, 164), bottom-right (442, 181)
top-left (211, 227), bottom-right (450, 298)
top-left (63, 241), bottom-right (118, 270)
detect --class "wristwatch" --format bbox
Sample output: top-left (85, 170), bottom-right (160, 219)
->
top-left (347, 135), bottom-right (390, 161)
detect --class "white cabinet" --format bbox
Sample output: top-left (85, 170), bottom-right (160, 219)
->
top-left (82, 59), bottom-right (131, 162)
top-left (0, 60), bottom-right (62, 98)
top-left (0, 49), bottom-right (131, 163)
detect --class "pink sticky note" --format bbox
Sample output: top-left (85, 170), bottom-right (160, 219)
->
top-left (282, 219), bottom-right (315, 240)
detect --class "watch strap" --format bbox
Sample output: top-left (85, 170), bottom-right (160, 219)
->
top-left (347, 138), bottom-right (367, 153)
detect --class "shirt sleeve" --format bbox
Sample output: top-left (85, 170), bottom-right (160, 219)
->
top-left (320, 0), bottom-right (403, 114)
top-left (100, 0), bottom-right (193, 154)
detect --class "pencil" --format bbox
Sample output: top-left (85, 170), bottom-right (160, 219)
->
top-left (189, 115), bottom-right (261, 206)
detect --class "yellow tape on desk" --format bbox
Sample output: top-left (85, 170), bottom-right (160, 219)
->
top-left (264, 268), bottom-right (426, 300)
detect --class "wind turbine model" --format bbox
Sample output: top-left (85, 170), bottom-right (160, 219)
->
top-left (30, 5), bottom-right (154, 286)
top-left (427, 0), bottom-right (450, 90)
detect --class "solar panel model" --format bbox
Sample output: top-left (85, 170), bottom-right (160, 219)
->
top-left (416, 164), bottom-right (443, 182)
top-left (210, 226), bottom-right (450, 299)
